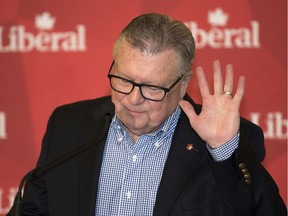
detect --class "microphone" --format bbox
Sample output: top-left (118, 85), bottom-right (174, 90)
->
top-left (10, 101), bottom-right (115, 216)
top-left (92, 100), bottom-right (115, 120)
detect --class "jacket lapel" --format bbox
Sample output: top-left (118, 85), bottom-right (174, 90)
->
top-left (73, 96), bottom-right (203, 215)
top-left (78, 101), bottom-right (113, 215)
top-left (153, 111), bottom-right (206, 216)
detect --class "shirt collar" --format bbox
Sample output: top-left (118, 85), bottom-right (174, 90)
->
top-left (110, 106), bottom-right (181, 142)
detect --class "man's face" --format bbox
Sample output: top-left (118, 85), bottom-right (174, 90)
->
top-left (111, 40), bottom-right (190, 139)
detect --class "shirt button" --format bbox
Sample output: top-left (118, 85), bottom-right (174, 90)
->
top-left (132, 155), bottom-right (137, 162)
top-left (127, 191), bottom-right (132, 199)
top-left (117, 136), bottom-right (123, 142)
top-left (154, 141), bottom-right (161, 147)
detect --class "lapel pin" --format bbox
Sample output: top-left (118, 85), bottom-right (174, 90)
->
top-left (186, 143), bottom-right (194, 151)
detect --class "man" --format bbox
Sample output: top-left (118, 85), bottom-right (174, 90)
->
top-left (9, 13), bottom-right (285, 215)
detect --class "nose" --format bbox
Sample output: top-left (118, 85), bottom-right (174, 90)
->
top-left (127, 86), bottom-right (144, 105)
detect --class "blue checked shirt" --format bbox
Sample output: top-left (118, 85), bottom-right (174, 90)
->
top-left (95, 106), bottom-right (239, 216)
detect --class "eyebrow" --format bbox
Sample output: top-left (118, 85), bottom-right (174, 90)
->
top-left (114, 69), bottom-right (168, 87)
top-left (112, 61), bottom-right (176, 87)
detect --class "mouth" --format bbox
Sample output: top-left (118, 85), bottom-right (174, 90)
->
top-left (126, 107), bottom-right (144, 116)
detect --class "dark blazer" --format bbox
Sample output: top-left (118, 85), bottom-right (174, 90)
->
top-left (10, 96), bottom-right (286, 216)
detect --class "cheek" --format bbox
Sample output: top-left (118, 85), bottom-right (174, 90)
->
top-left (111, 92), bottom-right (125, 111)
top-left (155, 94), bottom-right (180, 119)
top-left (147, 91), bottom-right (181, 121)
top-left (147, 103), bottom-right (172, 124)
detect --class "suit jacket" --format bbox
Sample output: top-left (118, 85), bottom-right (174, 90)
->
top-left (10, 95), bottom-right (286, 216)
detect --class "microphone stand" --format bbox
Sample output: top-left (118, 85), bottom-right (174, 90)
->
top-left (11, 113), bottom-right (112, 216)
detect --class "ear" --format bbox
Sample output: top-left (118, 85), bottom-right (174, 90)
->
top-left (180, 74), bottom-right (192, 98)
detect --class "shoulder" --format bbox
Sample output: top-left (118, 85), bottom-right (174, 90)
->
top-left (44, 95), bottom-right (112, 134)
top-left (40, 96), bottom-right (112, 159)
top-left (50, 96), bottom-right (111, 120)
top-left (239, 117), bottom-right (265, 162)
top-left (55, 95), bottom-right (111, 113)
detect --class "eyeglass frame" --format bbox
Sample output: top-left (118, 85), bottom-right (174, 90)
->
top-left (107, 60), bottom-right (184, 102)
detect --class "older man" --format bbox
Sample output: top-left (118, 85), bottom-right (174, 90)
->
top-left (9, 13), bottom-right (285, 216)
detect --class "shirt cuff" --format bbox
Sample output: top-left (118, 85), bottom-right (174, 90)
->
top-left (206, 132), bottom-right (240, 162)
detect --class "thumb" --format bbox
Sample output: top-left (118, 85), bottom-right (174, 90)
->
top-left (179, 100), bottom-right (197, 124)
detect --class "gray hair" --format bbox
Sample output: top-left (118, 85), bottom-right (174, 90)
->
top-left (113, 13), bottom-right (196, 76)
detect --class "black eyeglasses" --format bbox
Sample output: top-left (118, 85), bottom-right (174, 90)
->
top-left (107, 61), bottom-right (183, 102)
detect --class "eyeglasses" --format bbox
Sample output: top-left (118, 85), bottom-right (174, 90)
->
top-left (107, 61), bottom-right (183, 102)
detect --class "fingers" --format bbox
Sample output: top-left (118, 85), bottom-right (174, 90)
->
top-left (221, 62), bottom-right (245, 104)
top-left (215, 60), bottom-right (234, 95)
top-left (196, 66), bottom-right (211, 98)
top-left (213, 60), bottom-right (224, 95)
top-left (224, 64), bottom-right (234, 93)
top-left (197, 60), bottom-right (245, 101)
top-left (233, 76), bottom-right (245, 104)
top-left (197, 60), bottom-right (234, 97)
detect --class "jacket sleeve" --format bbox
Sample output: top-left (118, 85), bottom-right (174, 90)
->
top-left (209, 127), bottom-right (287, 216)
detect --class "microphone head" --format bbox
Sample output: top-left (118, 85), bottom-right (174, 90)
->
top-left (93, 100), bottom-right (115, 120)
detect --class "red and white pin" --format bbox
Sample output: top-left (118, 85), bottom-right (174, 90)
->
top-left (186, 143), bottom-right (194, 151)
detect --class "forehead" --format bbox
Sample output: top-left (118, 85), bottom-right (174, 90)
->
top-left (114, 41), bottom-right (180, 82)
